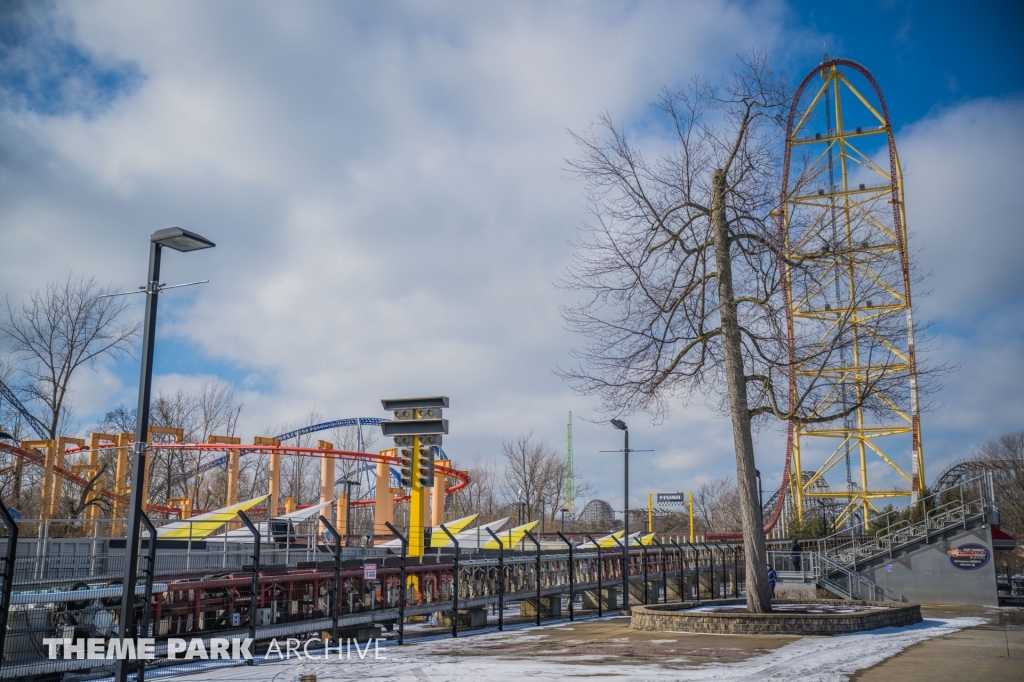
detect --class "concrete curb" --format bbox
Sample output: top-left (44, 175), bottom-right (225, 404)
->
top-left (630, 599), bottom-right (922, 635)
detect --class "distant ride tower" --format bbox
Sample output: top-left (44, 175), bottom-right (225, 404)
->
top-left (778, 58), bottom-right (924, 531)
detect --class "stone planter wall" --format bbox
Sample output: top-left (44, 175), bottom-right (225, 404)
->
top-left (630, 599), bottom-right (921, 635)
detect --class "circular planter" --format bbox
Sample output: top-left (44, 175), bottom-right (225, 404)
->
top-left (630, 599), bottom-right (921, 635)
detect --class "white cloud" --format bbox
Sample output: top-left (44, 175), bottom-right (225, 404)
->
top-left (3, 2), bottom-right (1020, 511)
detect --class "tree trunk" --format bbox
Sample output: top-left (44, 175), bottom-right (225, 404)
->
top-left (711, 168), bottom-right (772, 613)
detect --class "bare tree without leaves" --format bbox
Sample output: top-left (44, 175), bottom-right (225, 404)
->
top-left (557, 52), bottom-right (921, 612)
top-left (498, 434), bottom-right (566, 524)
top-left (1, 274), bottom-right (140, 439)
top-left (974, 431), bottom-right (1024, 571)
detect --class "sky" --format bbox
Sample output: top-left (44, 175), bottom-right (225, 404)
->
top-left (1, 0), bottom-right (1022, 516)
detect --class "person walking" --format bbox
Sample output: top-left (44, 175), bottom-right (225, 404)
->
top-left (791, 537), bottom-right (802, 572)
top-left (766, 564), bottom-right (777, 599)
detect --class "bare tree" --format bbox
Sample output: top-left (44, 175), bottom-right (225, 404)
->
top-left (692, 477), bottom-right (743, 533)
top-left (498, 434), bottom-right (568, 525)
top-left (556, 52), bottom-right (912, 611)
top-left (975, 431), bottom-right (1024, 570)
top-left (0, 274), bottom-right (140, 439)
top-left (447, 455), bottom-right (504, 523)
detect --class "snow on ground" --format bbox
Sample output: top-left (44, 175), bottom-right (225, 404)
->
top-left (172, 617), bottom-right (983, 682)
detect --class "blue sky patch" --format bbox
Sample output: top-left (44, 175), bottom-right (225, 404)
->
top-left (0, 3), bottom-right (143, 117)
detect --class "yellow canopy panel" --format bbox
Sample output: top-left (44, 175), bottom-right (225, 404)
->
top-left (158, 495), bottom-right (270, 539)
top-left (634, 532), bottom-right (656, 546)
top-left (429, 514), bottom-right (479, 547)
top-left (482, 521), bottom-right (539, 550)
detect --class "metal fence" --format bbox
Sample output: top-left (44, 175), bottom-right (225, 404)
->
top-left (0, 514), bottom-right (745, 680)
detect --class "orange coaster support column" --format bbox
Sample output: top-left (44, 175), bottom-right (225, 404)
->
top-left (52, 437), bottom-right (84, 518)
top-left (318, 440), bottom-right (335, 532)
top-left (432, 459), bottom-right (449, 529)
top-left (23, 440), bottom-right (55, 521)
top-left (254, 437), bottom-right (282, 517)
top-left (114, 433), bottom-right (133, 529)
top-left (374, 454), bottom-right (395, 538)
top-left (208, 435), bottom-right (242, 507)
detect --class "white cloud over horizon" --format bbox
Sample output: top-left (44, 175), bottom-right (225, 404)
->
top-left (1, 1), bottom-right (1020, 510)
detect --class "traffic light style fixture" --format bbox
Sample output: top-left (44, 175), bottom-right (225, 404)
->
top-left (380, 396), bottom-right (449, 557)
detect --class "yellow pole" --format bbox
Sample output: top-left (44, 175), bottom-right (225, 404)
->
top-left (408, 435), bottom-right (425, 557)
top-left (688, 492), bottom-right (694, 543)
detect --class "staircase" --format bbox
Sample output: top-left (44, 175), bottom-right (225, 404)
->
top-left (768, 550), bottom-right (897, 601)
top-left (770, 476), bottom-right (995, 602)
top-left (815, 476), bottom-right (991, 571)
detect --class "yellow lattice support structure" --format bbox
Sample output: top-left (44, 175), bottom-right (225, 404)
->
top-left (779, 58), bottom-right (924, 531)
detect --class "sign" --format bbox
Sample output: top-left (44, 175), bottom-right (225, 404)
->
top-left (657, 492), bottom-right (686, 504)
top-left (947, 543), bottom-right (990, 570)
top-left (886, 564), bottom-right (893, 573)
top-left (363, 563), bottom-right (377, 580)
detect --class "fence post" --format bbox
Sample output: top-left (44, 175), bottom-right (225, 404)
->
top-left (438, 524), bottom-right (459, 638)
top-left (384, 522), bottom-right (407, 645)
top-left (236, 510), bottom-right (260, 666)
top-left (612, 534), bottom-right (627, 610)
top-left (730, 546), bottom-right (737, 598)
top-left (319, 515), bottom-right (342, 644)
top-left (525, 530), bottom-right (541, 626)
top-left (557, 532), bottom-right (574, 620)
top-left (641, 543), bottom-right (649, 604)
top-left (585, 534), bottom-right (603, 617)
top-left (0, 499), bottom-right (19, 667)
top-left (485, 528), bottom-right (504, 631)
top-left (692, 542), bottom-right (702, 601)
top-left (136, 512), bottom-right (158, 682)
top-left (670, 540), bottom-right (684, 602)
top-left (651, 538), bottom-right (667, 603)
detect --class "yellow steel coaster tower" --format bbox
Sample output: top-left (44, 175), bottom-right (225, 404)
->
top-left (779, 58), bottom-right (924, 530)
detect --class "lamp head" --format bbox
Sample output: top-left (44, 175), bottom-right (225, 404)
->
top-left (610, 419), bottom-right (627, 431)
top-left (151, 227), bottom-right (216, 252)
top-left (0, 431), bottom-right (13, 441)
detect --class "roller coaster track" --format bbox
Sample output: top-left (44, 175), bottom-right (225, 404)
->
top-left (0, 377), bottom-right (49, 440)
top-left (0, 419), bottom-right (470, 516)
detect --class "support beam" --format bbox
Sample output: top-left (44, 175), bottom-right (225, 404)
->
top-left (114, 433), bottom-right (132, 528)
top-left (374, 454), bottom-right (394, 538)
top-left (52, 437), bottom-right (84, 518)
top-left (24, 440), bottom-right (56, 521)
top-left (432, 458), bottom-right (449, 527)
top-left (87, 433), bottom-right (116, 532)
top-left (208, 435), bottom-right (242, 507)
top-left (336, 492), bottom-right (348, 539)
top-left (254, 437), bottom-right (281, 517)
top-left (318, 440), bottom-right (335, 504)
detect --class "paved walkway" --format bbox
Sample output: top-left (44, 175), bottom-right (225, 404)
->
top-left (854, 606), bottom-right (1024, 682)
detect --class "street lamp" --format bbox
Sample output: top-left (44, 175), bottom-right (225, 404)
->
top-left (559, 507), bottom-right (569, 534)
top-left (117, 227), bottom-right (213, 682)
top-left (342, 479), bottom-right (361, 547)
top-left (610, 419), bottom-right (630, 610)
top-left (755, 469), bottom-right (763, 513)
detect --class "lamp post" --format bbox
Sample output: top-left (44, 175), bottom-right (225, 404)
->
top-left (755, 469), bottom-right (763, 512)
top-left (610, 419), bottom-right (630, 609)
top-left (342, 479), bottom-right (361, 547)
top-left (559, 507), bottom-right (569, 534)
top-left (116, 228), bottom-right (214, 682)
